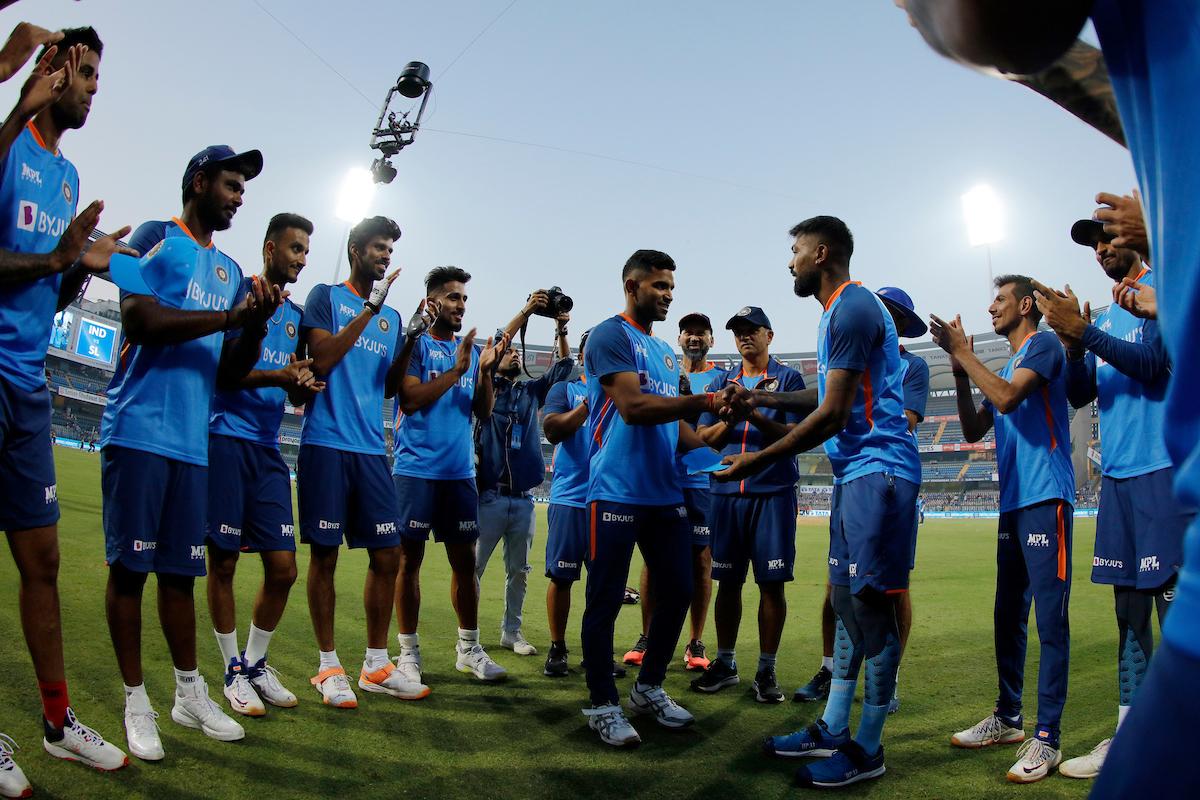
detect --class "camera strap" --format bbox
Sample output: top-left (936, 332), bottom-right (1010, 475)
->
top-left (518, 318), bottom-right (535, 379)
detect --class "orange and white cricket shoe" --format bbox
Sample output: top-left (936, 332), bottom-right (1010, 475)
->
top-left (310, 667), bottom-right (358, 709)
top-left (359, 662), bottom-right (430, 700)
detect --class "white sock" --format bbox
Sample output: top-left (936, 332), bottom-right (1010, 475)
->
top-left (319, 649), bottom-right (341, 671)
top-left (1117, 704), bottom-right (1131, 730)
top-left (821, 656), bottom-right (834, 671)
top-left (174, 667), bottom-right (201, 694)
top-left (244, 624), bottom-right (274, 666)
top-left (214, 628), bottom-right (240, 665)
top-left (364, 647), bottom-right (391, 671)
top-left (458, 628), bottom-right (479, 648)
top-left (397, 632), bottom-right (420, 652)
top-left (124, 683), bottom-right (150, 710)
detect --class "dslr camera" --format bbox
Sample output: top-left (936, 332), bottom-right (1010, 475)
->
top-left (530, 286), bottom-right (573, 318)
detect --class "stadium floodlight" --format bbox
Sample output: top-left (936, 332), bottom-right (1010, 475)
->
top-left (961, 184), bottom-right (1005, 248)
top-left (335, 167), bottom-right (376, 223)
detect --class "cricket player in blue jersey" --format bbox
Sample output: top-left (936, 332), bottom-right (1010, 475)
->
top-left (393, 266), bottom-right (508, 686)
top-left (622, 312), bottom-right (720, 673)
top-left (580, 249), bottom-right (733, 748)
top-left (903, 4), bottom-right (1200, 792)
top-left (102, 145), bottom-right (282, 760)
top-left (298, 215), bottom-right (430, 708)
top-left (719, 217), bottom-right (919, 789)
top-left (1032, 222), bottom-right (1189, 779)
top-left (691, 306), bottom-right (805, 704)
top-left (206, 213), bottom-right (326, 719)
top-left (0, 28), bottom-right (132, 789)
top-left (931, 275), bottom-right (1075, 783)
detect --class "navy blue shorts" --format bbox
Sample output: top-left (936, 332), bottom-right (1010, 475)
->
top-left (829, 473), bottom-right (918, 594)
top-left (910, 498), bottom-right (922, 570)
top-left (710, 490), bottom-right (797, 584)
top-left (545, 503), bottom-right (587, 581)
top-left (1093, 467), bottom-right (1190, 590)
top-left (296, 444), bottom-right (400, 549)
top-left (206, 434), bottom-right (296, 553)
top-left (102, 445), bottom-right (208, 576)
top-left (0, 376), bottom-right (58, 531)
top-left (684, 487), bottom-right (712, 548)
top-left (394, 474), bottom-right (479, 543)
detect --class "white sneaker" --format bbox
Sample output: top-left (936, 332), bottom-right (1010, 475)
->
top-left (456, 642), bottom-right (508, 681)
top-left (583, 705), bottom-right (641, 747)
top-left (1059, 738), bottom-right (1110, 779)
top-left (500, 631), bottom-right (538, 656)
top-left (42, 708), bottom-right (128, 771)
top-left (359, 662), bottom-right (431, 700)
top-left (628, 683), bottom-right (695, 729)
top-left (171, 678), bottom-right (246, 742)
top-left (950, 713), bottom-right (1025, 749)
top-left (0, 734), bottom-right (31, 799)
top-left (1007, 738), bottom-right (1062, 783)
top-left (246, 660), bottom-right (298, 708)
top-left (123, 699), bottom-right (164, 762)
top-left (222, 668), bottom-right (266, 718)
top-left (310, 666), bottom-right (357, 709)
top-left (397, 648), bottom-right (423, 686)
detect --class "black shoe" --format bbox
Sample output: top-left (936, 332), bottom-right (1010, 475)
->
top-left (753, 666), bottom-right (785, 704)
top-left (690, 657), bottom-right (739, 693)
top-left (793, 666), bottom-right (832, 702)
top-left (622, 633), bottom-right (648, 666)
top-left (544, 642), bottom-right (569, 677)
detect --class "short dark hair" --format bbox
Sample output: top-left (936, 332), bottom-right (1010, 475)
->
top-left (182, 165), bottom-right (222, 206)
top-left (37, 27), bottom-right (103, 63)
top-left (994, 274), bottom-right (1043, 322)
top-left (788, 215), bottom-right (854, 265)
top-left (622, 249), bottom-right (676, 280)
top-left (263, 213), bottom-right (313, 246)
top-left (347, 215), bottom-right (400, 262)
top-left (425, 266), bottom-right (471, 294)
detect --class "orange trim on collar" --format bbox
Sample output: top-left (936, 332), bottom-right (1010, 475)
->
top-left (1133, 265), bottom-right (1150, 284)
top-left (619, 313), bottom-right (647, 333)
top-left (25, 121), bottom-right (55, 154)
top-left (823, 280), bottom-right (861, 311)
top-left (1015, 330), bottom-right (1038, 353)
top-left (171, 217), bottom-right (215, 250)
top-left (341, 280), bottom-right (363, 298)
top-left (686, 360), bottom-right (717, 374)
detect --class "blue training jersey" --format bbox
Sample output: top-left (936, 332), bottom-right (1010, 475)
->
top-left (816, 282), bottom-right (921, 485)
top-left (210, 283), bottom-right (303, 447)
top-left (299, 282), bottom-right (402, 456)
top-left (0, 123), bottom-right (80, 391)
top-left (982, 331), bottom-right (1075, 513)
top-left (1092, 0), bottom-right (1200, 655)
top-left (544, 377), bottom-right (590, 507)
top-left (391, 332), bottom-right (481, 480)
top-left (584, 314), bottom-right (682, 506)
top-left (100, 219), bottom-right (243, 465)
top-left (698, 358), bottom-right (805, 495)
top-left (679, 362), bottom-right (723, 490)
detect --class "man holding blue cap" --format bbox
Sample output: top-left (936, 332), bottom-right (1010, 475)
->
top-left (101, 144), bottom-right (280, 761)
top-left (691, 305), bottom-right (805, 704)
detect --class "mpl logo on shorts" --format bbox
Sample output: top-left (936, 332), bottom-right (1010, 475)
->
top-left (318, 520), bottom-right (342, 530)
top-left (190, 545), bottom-right (206, 559)
top-left (1139, 555), bottom-right (1161, 573)
top-left (1027, 533), bottom-right (1051, 547)
top-left (602, 512), bottom-right (634, 523)
top-left (218, 524), bottom-right (242, 537)
top-left (132, 540), bottom-right (157, 552)
top-left (1093, 556), bottom-right (1124, 569)
top-left (44, 484), bottom-right (57, 504)
top-left (459, 520), bottom-right (478, 532)
top-left (376, 522), bottom-right (398, 535)
top-left (280, 524), bottom-right (295, 537)
top-left (767, 558), bottom-right (785, 570)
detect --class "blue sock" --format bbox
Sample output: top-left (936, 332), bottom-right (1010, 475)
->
top-left (855, 702), bottom-right (889, 756)
top-left (821, 678), bottom-right (856, 734)
top-left (757, 652), bottom-right (777, 673)
top-left (717, 648), bottom-right (736, 670)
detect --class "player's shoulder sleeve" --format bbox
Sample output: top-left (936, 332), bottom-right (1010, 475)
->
top-left (584, 317), bottom-right (637, 380)
top-left (780, 362), bottom-right (806, 391)
top-left (406, 335), bottom-right (429, 378)
top-left (127, 220), bottom-right (169, 258)
top-left (1019, 331), bottom-right (1064, 382)
top-left (543, 380), bottom-right (571, 415)
top-left (827, 287), bottom-right (883, 372)
top-left (902, 355), bottom-right (930, 418)
top-left (300, 284), bottom-right (334, 333)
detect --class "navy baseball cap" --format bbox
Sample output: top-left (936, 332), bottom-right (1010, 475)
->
top-left (726, 305), bottom-right (772, 330)
top-left (876, 287), bottom-right (928, 338)
top-left (108, 237), bottom-right (203, 308)
top-left (181, 145), bottom-right (263, 191)
top-left (1070, 218), bottom-right (1113, 248)
top-left (678, 312), bottom-right (713, 332)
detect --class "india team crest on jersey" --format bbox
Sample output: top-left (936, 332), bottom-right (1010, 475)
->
top-left (379, 317), bottom-right (390, 333)
top-left (664, 354), bottom-right (675, 370)
top-left (215, 265), bottom-right (229, 283)
top-left (285, 321), bottom-right (297, 339)
top-left (758, 376), bottom-right (780, 393)
top-left (61, 181), bottom-right (72, 204)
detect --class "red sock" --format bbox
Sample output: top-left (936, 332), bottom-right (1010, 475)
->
top-left (38, 680), bottom-right (70, 729)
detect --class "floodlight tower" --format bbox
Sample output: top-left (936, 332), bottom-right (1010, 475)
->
top-left (961, 184), bottom-right (1005, 304)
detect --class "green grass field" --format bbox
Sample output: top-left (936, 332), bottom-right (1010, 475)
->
top-left (0, 448), bottom-right (1135, 799)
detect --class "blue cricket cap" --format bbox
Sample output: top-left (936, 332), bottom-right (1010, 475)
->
top-left (726, 305), bottom-right (772, 331)
top-left (107, 237), bottom-right (204, 308)
top-left (876, 286), bottom-right (927, 338)
top-left (181, 145), bottom-right (263, 191)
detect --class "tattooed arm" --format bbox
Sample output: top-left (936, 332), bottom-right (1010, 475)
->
top-left (1008, 40), bottom-right (1125, 147)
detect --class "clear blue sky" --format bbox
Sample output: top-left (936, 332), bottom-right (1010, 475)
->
top-left (4, 0), bottom-right (1136, 349)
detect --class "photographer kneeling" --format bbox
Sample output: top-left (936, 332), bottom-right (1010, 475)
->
top-left (475, 289), bottom-right (575, 655)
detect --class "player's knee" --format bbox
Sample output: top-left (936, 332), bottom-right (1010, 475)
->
top-left (368, 546), bottom-right (401, 578)
top-left (266, 559), bottom-right (298, 589)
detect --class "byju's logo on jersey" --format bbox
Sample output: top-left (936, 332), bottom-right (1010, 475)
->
top-left (16, 200), bottom-right (36, 231)
top-left (285, 321), bottom-right (297, 339)
top-left (1027, 532), bottom-right (1051, 547)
